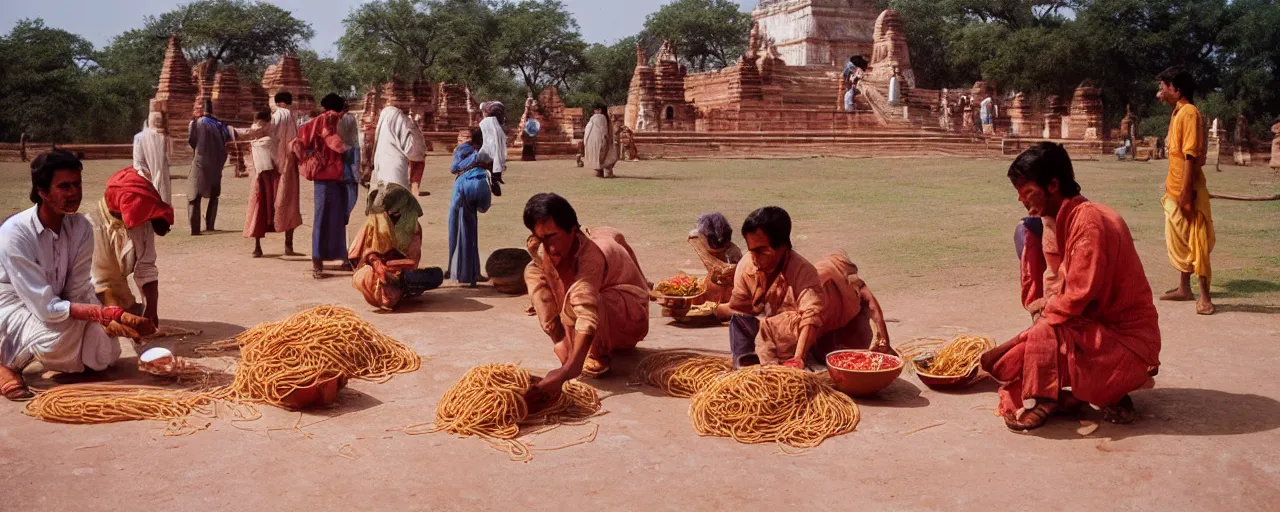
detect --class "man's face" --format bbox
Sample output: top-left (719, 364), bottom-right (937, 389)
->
top-left (40, 169), bottom-right (83, 215)
top-left (745, 230), bottom-right (784, 274)
top-left (1014, 179), bottom-right (1061, 218)
top-left (1156, 81), bottom-right (1179, 105)
top-left (533, 218), bottom-right (574, 267)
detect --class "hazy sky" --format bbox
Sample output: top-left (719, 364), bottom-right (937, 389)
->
top-left (2, 0), bottom-right (759, 56)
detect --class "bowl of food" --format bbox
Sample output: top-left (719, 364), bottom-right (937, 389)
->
top-left (909, 335), bottom-right (994, 391)
top-left (825, 350), bottom-right (903, 397)
top-left (281, 373), bottom-right (349, 410)
top-left (651, 273), bottom-right (707, 310)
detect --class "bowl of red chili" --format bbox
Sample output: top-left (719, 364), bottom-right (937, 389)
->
top-left (825, 350), bottom-right (903, 397)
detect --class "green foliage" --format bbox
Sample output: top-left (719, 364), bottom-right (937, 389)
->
top-left (493, 0), bottom-right (587, 95)
top-left (0, 19), bottom-right (95, 142)
top-left (297, 50), bottom-right (361, 99)
top-left (143, 0), bottom-right (314, 76)
top-left (565, 37), bottom-right (639, 108)
top-left (338, 0), bottom-right (496, 87)
top-left (641, 0), bottom-right (750, 72)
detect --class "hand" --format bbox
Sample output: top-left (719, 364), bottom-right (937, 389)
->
top-left (781, 358), bottom-right (805, 370)
top-left (104, 321), bottom-right (142, 340)
top-left (1178, 194), bottom-right (1194, 216)
top-left (871, 337), bottom-right (893, 355)
top-left (119, 312), bottom-right (157, 337)
top-left (523, 383), bottom-right (561, 415)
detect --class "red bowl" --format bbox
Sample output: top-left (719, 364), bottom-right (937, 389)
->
top-left (825, 350), bottom-right (903, 397)
top-left (281, 374), bottom-right (348, 410)
top-left (914, 364), bottom-right (983, 390)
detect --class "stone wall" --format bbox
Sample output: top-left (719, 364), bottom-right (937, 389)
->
top-left (149, 35), bottom-right (197, 163)
top-left (752, 0), bottom-right (877, 66)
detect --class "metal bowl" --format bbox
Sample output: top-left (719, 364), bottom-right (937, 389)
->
top-left (825, 349), bottom-right (903, 397)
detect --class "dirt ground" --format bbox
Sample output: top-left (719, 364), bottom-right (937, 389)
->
top-left (1, 155), bottom-right (1278, 511)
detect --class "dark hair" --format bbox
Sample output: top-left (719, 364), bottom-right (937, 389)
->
top-left (523, 193), bottom-right (579, 233)
top-left (255, 109), bottom-right (272, 122)
top-left (594, 104), bottom-right (608, 114)
top-left (202, 99), bottom-right (214, 116)
top-left (274, 92), bottom-right (293, 105)
top-left (320, 93), bottom-right (345, 112)
top-left (469, 127), bottom-right (484, 146)
top-left (696, 212), bottom-right (733, 250)
top-left (1007, 142), bottom-right (1082, 197)
top-left (741, 206), bottom-right (792, 249)
top-left (30, 150), bottom-right (82, 204)
top-left (1157, 67), bottom-right (1196, 103)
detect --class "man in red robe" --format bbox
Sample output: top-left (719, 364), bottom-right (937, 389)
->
top-left (981, 142), bottom-right (1161, 431)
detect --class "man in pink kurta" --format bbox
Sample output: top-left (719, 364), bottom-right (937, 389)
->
top-left (727, 207), bottom-right (890, 369)
top-left (983, 142), bottom-right (1160, 431)
top-left (521, 194), bottom-right (648, 410)
top-left (270, 92), bottom-right (304, 255)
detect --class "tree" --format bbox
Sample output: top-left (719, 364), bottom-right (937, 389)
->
top-left (1215, 0), bottom-right (1280, 125)
top-left (565, 37), bottom-right (639, 108)
top-left (297, 51), bottom-right (360, 99)
top-left (339, 0), bottom-right (499, 88)
top-left (493, 0), bottom-right (587, 95)
top-left (642, 0), bottom-right (750, 72)
top-left (0, 19), bottom-right (94, 142)
top-left (140, 0), bottom-right (313, 76)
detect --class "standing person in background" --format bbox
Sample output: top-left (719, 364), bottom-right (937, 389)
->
top-left (186, 100), bottom-right (230, 235)
top-left (233, 110), bottom-right (283, 258)
top-left (132, 112), bottom-right (171, 205)
top-left (409, 113), bottom-right (430, 197)
top-left (446, 127), bottom-right (493, 287)
top-left (1155, 67), bottom-right (1215, 315)
top-left (295, 94), bottom-right (352, 279)
top-left (478, 101), bottom-right (508, 196)
top-left (339, 107), bottom-right (362, 219)
top-left (843, 57), bottom-right (866, 113)
top-left (582, 105), bottom-right (618, 178)
top-left (270, 92), bottom-right (304, 257)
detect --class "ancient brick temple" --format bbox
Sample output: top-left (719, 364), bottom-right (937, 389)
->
top-left (752, 0), bottom-right (878, 67)
top-left (149, 35), bottom-right (316, 166)
top-left (352, 78), bottom-right (478, 159)
top-left (513, 87), bottom-right (577, 157)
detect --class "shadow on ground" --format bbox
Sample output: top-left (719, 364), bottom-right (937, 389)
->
top-left (1213, 279), bottom-right (1280, 299)
top-left (1030, 387), bottom-right (1280, 441)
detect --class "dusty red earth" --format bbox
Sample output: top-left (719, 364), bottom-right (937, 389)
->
top-left (1, 157), bottom-right (1277, 510)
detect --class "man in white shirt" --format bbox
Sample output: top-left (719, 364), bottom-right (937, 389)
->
top-left (0, 151), bottom-right (155, 400)
top-left (132, 111), bottom-right (172, 204)
top-left (371, 105), bottom-right (427, 198)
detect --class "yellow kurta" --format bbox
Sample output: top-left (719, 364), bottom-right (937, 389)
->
top-left (1164, 100), bottom-right (1214, 279)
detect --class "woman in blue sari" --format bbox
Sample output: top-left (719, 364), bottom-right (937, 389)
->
top-left (447, 127), bottom-right (494, 287)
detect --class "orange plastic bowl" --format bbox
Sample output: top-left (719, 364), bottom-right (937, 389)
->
top-left (281, 374), bottom-right (348, 410)
top-left (825, 350), bottom-right (903, 397)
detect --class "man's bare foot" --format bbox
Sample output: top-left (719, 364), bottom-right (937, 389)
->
top-left (252, 249), bottom-right (263, 258)
top-left (1196, 297), bottom-right (1215, 315)
top-left (1159, 288), bottom-right (1194, 301)
top-left (284, 247), bottom-right (303, 257)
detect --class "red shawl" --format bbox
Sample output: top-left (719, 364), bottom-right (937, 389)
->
top-left (293, 111), bottom-right (346, 182)
top-left (105, 167), bottom-right (175, 229)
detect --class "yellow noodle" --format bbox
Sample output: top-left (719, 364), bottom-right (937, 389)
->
top-left (689, 366), bottom-right (859, 450)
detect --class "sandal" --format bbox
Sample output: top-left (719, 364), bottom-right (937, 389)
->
top-left (1102, 395), bottom-right (1138, 424)
top-left (1004, 400), bottom-right (1060, 431)
top-left (1, 367), bottom-right (33, 401)
top-left (581, 355), bottom-right (610, 378)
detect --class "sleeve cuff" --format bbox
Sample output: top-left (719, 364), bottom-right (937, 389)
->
top-left (47, 299), bottom-right (71, 323)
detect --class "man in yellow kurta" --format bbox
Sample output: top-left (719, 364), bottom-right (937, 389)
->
top-left (1156, 67), bottom-right (1215, 315)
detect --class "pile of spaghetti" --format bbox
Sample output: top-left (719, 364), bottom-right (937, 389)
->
top-left (632, 350), bottom-right (733, 398)
top-left (654, 273), bottom-right (702, 297)
top-left (24, 305), bottom-right (420, 428)
top-left (913, 334), bottom-right (995, 376)
top-left (425, 363), bottom-right (602, 462)
top-left (209, 305), bottom-right (421, 406)
top-left (689, 365), bottom-right (859, 451)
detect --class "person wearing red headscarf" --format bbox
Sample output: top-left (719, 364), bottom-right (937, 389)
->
top-left (88, 166), bottom-right (175, 330)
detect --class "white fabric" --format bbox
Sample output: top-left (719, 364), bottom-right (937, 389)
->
top-left (132, 128), bottom-right (171, 204)
top-left (339, 113), bottom-right (360, 150)
top-left (479, 116), bottom-right (508, 175)
top-left (372, 106), bottom-right (427, 190)
top-left (981, 97), bottom-right (993, 119)
top-left (88, 199), bottom-right (158, 309)
top-left (232, 121), bottom-right (276, 174)
top-left (0, 207), bottom-right (118, 372)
